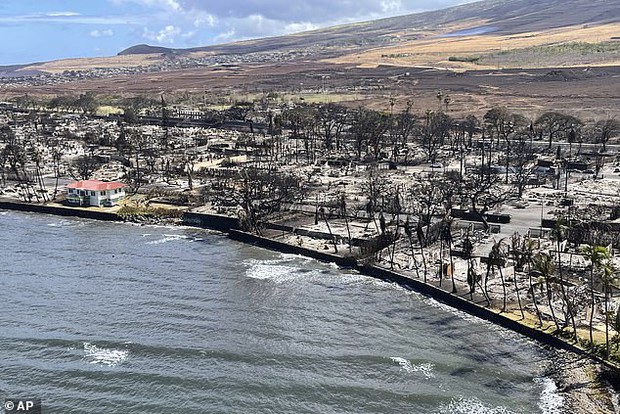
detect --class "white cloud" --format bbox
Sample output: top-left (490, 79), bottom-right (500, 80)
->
top-left (193, 12), bottom-right (217, 28)
top-left (284, 22), bottom-right (318, 33)
top-left (213, 29), bottom-right (236, 43)
top-left (0, 13), bottom-right (142, 25)
top-left (108, 0), bottom-right (479, 47)
top-left (45, 11), bottom-right (81, 17)
top-left (110, 0), bottom-right (181, 12)
top-left (90, 29), bottom-right (115, 37)
top-left (381, 0), bottom-right (404, 14)
top-left (142, 25), bottom-right (182, 44)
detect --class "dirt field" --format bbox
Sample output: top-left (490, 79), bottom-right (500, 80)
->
top-left (5, 60), bottom-right (618, 120)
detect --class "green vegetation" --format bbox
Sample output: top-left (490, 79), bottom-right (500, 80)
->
top-left (497, 41), bottom-right (620, 56)
top-left (117, 205), bottom-right (184, 220)
top-left (480, 41), bottom-right (620, 67)
top-left (381, 53), bottom-right (410, 58)
top-left (448, 56), bottom-right (480, 63)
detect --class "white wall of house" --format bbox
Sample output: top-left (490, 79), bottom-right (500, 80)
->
top-left (67, 187), bottom-right (126, 207)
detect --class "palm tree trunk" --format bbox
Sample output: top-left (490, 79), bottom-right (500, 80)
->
top-left (408, 236), bottom-right (421, 280)
top-left (499, 266), bottom-right (507, 312)
top-left (484, 264), bottom-right (492, 304)
top-left (605, 280), bottom-right (610, 357)
top-left (449, 241), bottom-right (456, 294)
top-left (589, 268), bottom-right (595, 348)
top-left (439, 238), bottom-right (444, 288)
top-left (530, 273), bottom-right (543, 326)
top-left (322, 210), bottom-right (338, 254)
top-left (514, 271), bottom-right (524, 319)
top-left (556, 246), bottom-right (577, 340)
top-left (546, 280), bottom-right (560, 332)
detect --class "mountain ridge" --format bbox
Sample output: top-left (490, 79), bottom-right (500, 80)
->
top-left (117, 0), bottom-right (620, 58)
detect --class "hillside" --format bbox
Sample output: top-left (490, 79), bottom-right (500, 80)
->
top-left (13, 0), bottom-right (620, 75)
top-left (5, 0), bottom-right (620, 122)
top-left (117, 0), bottom-right (620, 59)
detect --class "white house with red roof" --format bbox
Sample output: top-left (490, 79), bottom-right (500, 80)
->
top-left (66, 180), bottom-right (126, 207)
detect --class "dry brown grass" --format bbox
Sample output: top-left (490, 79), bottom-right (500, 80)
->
top-left (18, 51), bottom-right (212, 74)
top-left (326, 22), bottom-right (620, 69)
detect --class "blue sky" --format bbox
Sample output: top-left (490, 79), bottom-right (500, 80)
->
top-left (0, 0), bottom-right (475, 65)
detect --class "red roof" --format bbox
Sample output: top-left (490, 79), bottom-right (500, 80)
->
top-left (66, 180), bottom-right (125, 191)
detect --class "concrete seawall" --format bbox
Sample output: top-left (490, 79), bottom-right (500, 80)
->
top-left (0, 200), bottom-right (121, 221)
top-left (182, 211), bottom-right (240, 232)
top-left (360, 265), bottom-right (608, 364)
top-left (227, 229), bottom-right (615, 369)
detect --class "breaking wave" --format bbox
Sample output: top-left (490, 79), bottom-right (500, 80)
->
top-left (436, 397), bottom-right (516, 414)
top-left (390, 356), bottom-right (435, 379)
top-left (81, 342), bottom-right (129, 367)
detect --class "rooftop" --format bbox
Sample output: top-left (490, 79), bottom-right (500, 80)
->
top-left (66, 180), bottom-right (125, 191)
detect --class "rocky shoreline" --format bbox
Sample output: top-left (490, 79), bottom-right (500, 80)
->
top-left (546, 350), bottom-right (619, 413)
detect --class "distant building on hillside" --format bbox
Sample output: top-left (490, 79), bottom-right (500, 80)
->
top-left (66, 180), bottom-right (126, 207)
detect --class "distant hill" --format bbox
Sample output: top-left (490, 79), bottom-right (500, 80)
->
top-left (118, 44), bottom-right (180, 56)
top-left (118, 0), bottom-right (620, 57)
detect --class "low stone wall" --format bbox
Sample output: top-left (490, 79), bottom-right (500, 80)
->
top-left (0, 200), bottom-right (120, 221)
top-left (182, 211), bottom-right (240, 231)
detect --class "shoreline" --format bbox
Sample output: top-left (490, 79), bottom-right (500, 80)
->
top-left (2, 200), bottom-right (619, 412)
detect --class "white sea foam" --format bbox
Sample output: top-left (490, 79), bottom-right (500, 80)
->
top-left (243, 255), bottom-right (312, 282)
top-left (534, 377), bottom-right (564, 414)
top-left (390, 356), bottom-right (435, 379)
top-left (436, 397), bottom-right (516, 414)
top-left (47, 220), bottom-right (78, 227)
top-left (245, 261), bottom-right (301, 283)
top-left (82, 342), bottom-right (128, 367)
top-left (146, 234), bottom-right (188, 245)
top-left (279, 253), bottom-right (314, 263)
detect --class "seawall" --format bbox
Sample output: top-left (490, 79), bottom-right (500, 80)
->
top-left (360, 265), bottom-right (609, 365)
top-left (228, 228), bottom-right (616, 370)
top-left (0, 200), bottom-right (120, 221)
top-left (182, 211), bottom-right (240, 231)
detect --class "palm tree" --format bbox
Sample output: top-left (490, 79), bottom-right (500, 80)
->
top-left (340, 194), bottom-right (353, 254)
top-left (415, 220), bottom-right (428, 283)
top-left (464, 230), bottom-right (475, 295)
top-left (602, 259), bottom-right (617, 357)
top-left (439, 215), bottom-right (457, 293)
top-left (446, 218), bottom-right (457, 294)
top-left (488, 239), bottom-right (509, 311)
top-left (533, 252), bottom-right (560, 332)
top-left (512, 234), bottom-right (544, 325)
top-left (509, 234), bottom-right (525, 319)
top-left (581, 245), bottom-right (611, 348)
top-left (552, 221), bottom-right (577, 340)
top-left (404, 217), bottom-right (421, 280)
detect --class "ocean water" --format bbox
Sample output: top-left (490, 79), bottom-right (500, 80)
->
top-left (0, 211), bottom-right (563, 413)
